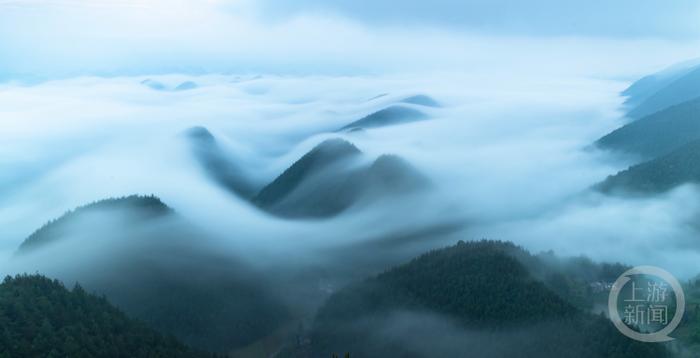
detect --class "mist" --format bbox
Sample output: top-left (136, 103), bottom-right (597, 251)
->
top-left (4, 2), bottom-right (700, 356)
top-left (0, 66), bottom-right (699, 282)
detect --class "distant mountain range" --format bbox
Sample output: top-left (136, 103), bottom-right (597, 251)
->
top-left (282, 240), bottom-right (665, 358)
top-left (252, 139), bottom-right (428, 218)
top-left (623, 59), bottom-right (700, 119)
top-left (595, 59), bottom-right (700, 194)
top-left (183, 93), bottom-right (440, 205)
top-left (8, 94), bottom-right (439, 353)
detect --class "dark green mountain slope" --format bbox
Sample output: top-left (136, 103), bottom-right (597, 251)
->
top-left (300, 241), bottom-right (666, 358)
top-left (15, 196), bottom-right (289, 353)
top-left (597, 139), bottom-right (700, 194)
top-left (0, 274), bottom-right (204, 358)
top-left (253, 140), bottom-right (428, 218)
top-left (628, 66), bottom-right (700, 119)
top-left (186, 126), bottom-right (256, 198)
top-left (18, 195), bottom-right (171, 254)
top-left (596, 97), bottom-right (700, 160)
top-left (339, 106), bottom-right (428, 131)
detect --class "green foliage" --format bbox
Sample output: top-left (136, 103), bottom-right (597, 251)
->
top-left (597, 139), bottom-right (700, 194)
top-left (521, 251), bottom-right (629, 310)
top-left (316, 240), bottom-right (575, 326)
top-left (306, 240), bottom-right (668, 358)
top-left (0, 274), bottom-right (205, 358)
top-left (668, 281), bottom-right (700, 356)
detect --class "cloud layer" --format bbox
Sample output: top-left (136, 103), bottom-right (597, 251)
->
top-left (3, 68), bottom-right (700, 279)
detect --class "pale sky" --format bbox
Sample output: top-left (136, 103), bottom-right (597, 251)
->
top-left (0, 0), bottom-right (699, 80)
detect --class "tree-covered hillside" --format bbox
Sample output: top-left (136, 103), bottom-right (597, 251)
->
top-left (253, 138), bottom-right (362, 213)
top-left (14, 195), bottom-right (290, 353)
top-left (296, 240), bottom-right (667, 358)
top-left (0, 274), bottom-right (205, 358)
top-left (597, 139), bottom-right (700, 194)
top-left (596, 97), bottom-right (700, 160)
top-left (18, 195), bottom-right (172, 254)
top-left (253, 139), bottom-right (428, 218)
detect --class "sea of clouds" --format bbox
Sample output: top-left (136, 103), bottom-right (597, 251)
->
top-left (2, 69), bottom-right (700, 279)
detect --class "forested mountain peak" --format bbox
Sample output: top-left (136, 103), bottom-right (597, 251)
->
top-left (252, 138), bottom-right (362, 209)
top-left (17, 195), bottom-right (172, 254)
top-left (300, 240), bottom-right (668, 358)
top-left (252, 140), bottom-right (429, 218)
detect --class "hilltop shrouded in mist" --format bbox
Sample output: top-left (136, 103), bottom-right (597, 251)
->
top-left (253, 138), bottom-right (428, 218)
top-left (9, 195), bottom-right (290, 352)
top-left (339, 106), bottom-right (430, 131)
top-left (17, 195), bottom-right (172, 253)
top-left (186, 126), bottom-right (258, 199)
top-left (300, 241), bottom-right (663, 358)
top-left (625, 64), bottom-right (700, 119)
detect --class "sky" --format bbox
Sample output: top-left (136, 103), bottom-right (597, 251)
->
top-left (0, 0), bottom-right (699, 80)
top-left (261, 0), bottom-right (700, 38)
